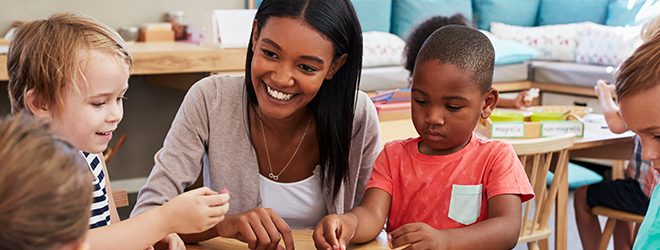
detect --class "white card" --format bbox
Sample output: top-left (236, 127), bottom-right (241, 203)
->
top-left (213, 9), bottom-right (257, 48)
top-left (491, 122), bottom-right (525, 138)
top-left (541, 122), bottom-right (584, 137)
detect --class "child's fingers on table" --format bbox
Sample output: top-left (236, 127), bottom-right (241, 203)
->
top-left (313, 224), bottom-right (332, 249)
top-left (390, 231), bottom-right (423, 248)
top-left (388, 223), bottom-right (420, 240)
top-left (322, 218), bottom-right (341, 249)
top-left (270, 211), bottom-right (295, 250)
top-left (336, 222), bottom-right (351, 249)
top-left (401, 241), bottom-right (425, 250)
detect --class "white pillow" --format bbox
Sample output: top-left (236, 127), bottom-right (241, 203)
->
top-left (490, 22), bottom-right (587, 61)
top-left (575, 22), bottom-right (642, 66)
top-left (362, 31), bottom-right (405, 68)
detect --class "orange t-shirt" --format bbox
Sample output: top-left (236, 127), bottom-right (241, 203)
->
top-left (366, 135), bottom-right (534, 232)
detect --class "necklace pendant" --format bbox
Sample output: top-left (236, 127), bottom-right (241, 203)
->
top-left (268, 173), bottom-right (279, 181)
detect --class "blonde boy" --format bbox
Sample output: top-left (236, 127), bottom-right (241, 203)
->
top-left (8, 13), bottom-right (230, 249)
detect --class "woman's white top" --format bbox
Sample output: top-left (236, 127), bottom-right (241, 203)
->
top-left (259, 170), bottom-right (328, 229)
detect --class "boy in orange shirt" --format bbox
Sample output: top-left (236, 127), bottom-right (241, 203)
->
top-left (314, 25), bottom-right (534, 250)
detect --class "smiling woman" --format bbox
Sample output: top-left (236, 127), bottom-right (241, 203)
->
top-left (132, 0), bottom-right (380, 249)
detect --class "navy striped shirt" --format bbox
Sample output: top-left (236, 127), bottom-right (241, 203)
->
top-left (82, 152), bottom-right (111, 228)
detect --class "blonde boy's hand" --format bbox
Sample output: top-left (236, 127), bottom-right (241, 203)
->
top-left (389, 222), bottom-right (447, 250)
top-left (160, 187), bottom-right (230, 234)
top-left (313, 213), bottom-right (358, 250)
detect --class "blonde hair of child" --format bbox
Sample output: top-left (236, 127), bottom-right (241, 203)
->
top-left (0, 113), bottom-right (91, 249)
top-left (7, 12), bottom-right (132, 114)
top-left (616, 31), bottom-right (660, 101)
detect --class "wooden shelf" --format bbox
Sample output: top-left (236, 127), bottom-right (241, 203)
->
top-left (0, 42), bottom-right (247, 81)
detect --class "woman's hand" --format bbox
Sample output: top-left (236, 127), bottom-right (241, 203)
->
top-left (216, 208), bottom-right (295, 250)
top-left (160, 187), bottom-right (230, 234)
top-left (313, 213), bottom-right (358, 250)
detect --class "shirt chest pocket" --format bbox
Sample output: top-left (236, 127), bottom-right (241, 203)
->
top-left (448, 184), bottom-right (483, 225)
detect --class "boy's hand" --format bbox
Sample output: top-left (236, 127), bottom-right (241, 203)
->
top-left (389, 223), bottom-right (447, 250)
top-left (215, 208), bottom-right (294, 250)
top-left (313, 213), bottom-right (358, 250)
top-left (160, 187), bottom-right (230, 234)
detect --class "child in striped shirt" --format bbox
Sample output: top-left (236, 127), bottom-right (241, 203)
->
top-left (7, 13), bottom-right (230, 249)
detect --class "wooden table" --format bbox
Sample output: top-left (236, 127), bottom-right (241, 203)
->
top-left (187, 230), bottom-right (394, 250)
top-left (0, 42), bottom-right (247, 81)
top-left (549, 117), bottom-right (633, 250)
top-left (377, 114), bottom-right (634, 250)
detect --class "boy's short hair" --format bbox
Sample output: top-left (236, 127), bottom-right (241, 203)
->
top-left (616, 31), bottom-right (660, 101)
top-left (416, 25), bottom-right (494, 92)
top-left (403, 14), bottom-right (470, 74)
top-left (0, 113), bottom-right (91, 249)
top-left (7, 12), bottom-right (132, 114)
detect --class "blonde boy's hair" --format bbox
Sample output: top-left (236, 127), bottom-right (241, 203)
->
top-left (616, 31), bottom-right (660, 101)
top-left (7, 12), bottom-right (132, 114)
top-left (0, 113), bottom-right (91, 249)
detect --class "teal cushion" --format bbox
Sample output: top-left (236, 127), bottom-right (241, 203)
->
top-left (352, 0), bottom-right (393, 32)
top-left (473, 0), bottom-right (540, 31)
top-left (391, 0), bottom-right (473, 38)
top-left (546, 162), bottom-right (604, 189)
top-left (606, 0), bottom-right (654, 26)
top-left (253, 0), bottom-right (392, 33)
top-left (537, 0), bottom-right (610, 25)
top-left (491, 38), bottom-right (538, 65)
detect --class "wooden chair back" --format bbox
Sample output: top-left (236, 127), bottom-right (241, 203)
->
top-left (112, 190), bottom-right (129, 208)
top-left (510, 134), bottom-right (575, 249)
top-left (592, 206), bottom-right (645, 250)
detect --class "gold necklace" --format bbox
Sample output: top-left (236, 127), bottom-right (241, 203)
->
top-left (259, 117), bottom-right (312, 181)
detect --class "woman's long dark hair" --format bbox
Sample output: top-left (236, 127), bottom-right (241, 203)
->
top-left (245, 0), bottom-right (362, 199)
